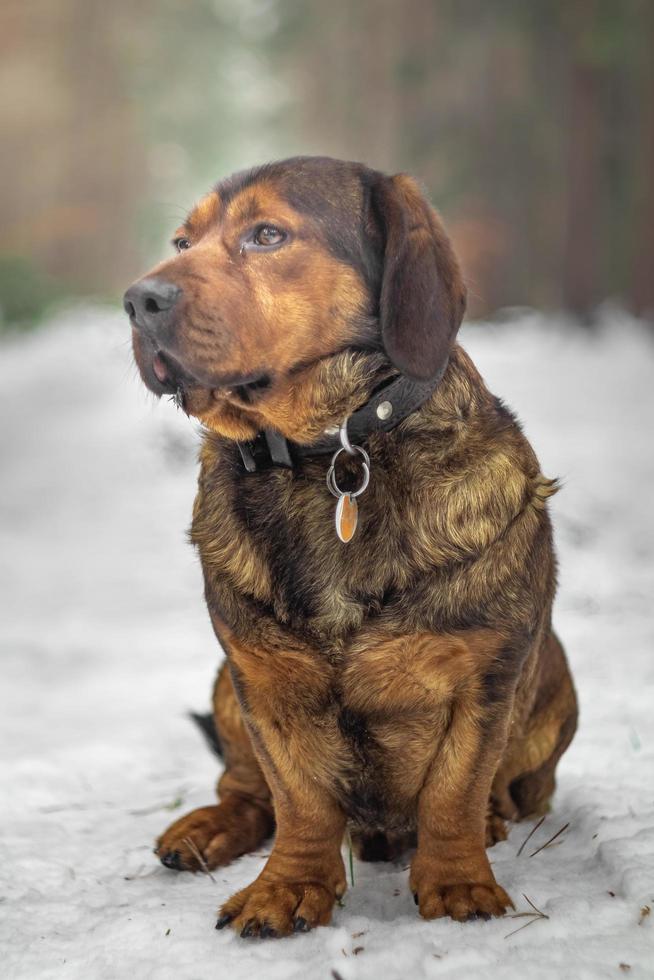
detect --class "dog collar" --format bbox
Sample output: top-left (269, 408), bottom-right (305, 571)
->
top-left (237, 365), bottom-right (445, 473)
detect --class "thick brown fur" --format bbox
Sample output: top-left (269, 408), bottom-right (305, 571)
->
top-left (126, 156), bottom-right (577, 938)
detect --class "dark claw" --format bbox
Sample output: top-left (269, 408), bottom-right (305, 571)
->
top-left (160, 850), bottom-right (182, 870)
top-left (467, 911), bottom-right (491, 921)
top-left (215, 914), bottom-right (233, 930)
top-left (293, 916), bottom-right (311, 933)
top-left (413, 892), bottom-right (419, 905)
top-left (259, 923), bottom-right (278, 939)
top-left (240, 920), bottom-right (257, 938)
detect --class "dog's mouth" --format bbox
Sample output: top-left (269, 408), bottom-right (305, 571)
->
top-left (148, 349), bottom-right (273, 408)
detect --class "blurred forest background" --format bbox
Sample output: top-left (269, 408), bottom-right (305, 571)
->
top-left (1, 0), bottom-right (652, 327)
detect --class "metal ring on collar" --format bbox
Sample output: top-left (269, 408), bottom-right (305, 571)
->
top-left (326, 445), bottom-right (370, 499)
top-left (339, 418), bottom-right (356, 455)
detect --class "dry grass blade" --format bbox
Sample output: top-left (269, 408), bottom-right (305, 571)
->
top-left (504, 893), bottom-right (549, 939)
top-left (517, 814), bottom-right (546, 857)
top-left (504, 916), bottom-right (541, 939)
top-left (529, 822), bottom-right (570, 857)
top-left (181, 836), bottom-right (216, 882)
top-left (522, 893), bottom-right (548, 917)
top-left (345, 828), bottom-right (355, 887)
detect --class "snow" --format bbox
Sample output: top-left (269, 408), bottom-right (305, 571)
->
top-left (1, 307), bottom-right (653, 979)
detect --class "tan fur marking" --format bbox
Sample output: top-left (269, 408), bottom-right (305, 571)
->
top-left (186, 191), bottom-right (222, 235)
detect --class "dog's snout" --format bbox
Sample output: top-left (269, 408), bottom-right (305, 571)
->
top-left (123, 278), bottom-right (181, 331)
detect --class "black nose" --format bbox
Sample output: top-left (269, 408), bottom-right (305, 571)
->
top-left (123, 277), bottom-right (181, 332)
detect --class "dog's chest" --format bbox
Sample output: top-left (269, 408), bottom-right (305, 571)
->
top-left (227, 462), bottom-right (425, 635)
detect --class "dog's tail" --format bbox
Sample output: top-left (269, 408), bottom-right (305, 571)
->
top-left (189, 711), bottom-right (223, 759)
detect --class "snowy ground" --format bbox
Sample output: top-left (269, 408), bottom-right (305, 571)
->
top-left (1, 307), bottom-right (653, 980)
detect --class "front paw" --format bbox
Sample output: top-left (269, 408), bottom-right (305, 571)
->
top-left (156, 801), bottom-right (272, 872)
top-left (410, 858), bottom-right (513, 921)
top-left (215, 875), bottom-right (343, 938)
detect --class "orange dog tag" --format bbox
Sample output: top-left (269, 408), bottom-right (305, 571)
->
top-left (335, 493), bottom-right (358, 543)
top-left (326, 422), bottom-right (370, 544)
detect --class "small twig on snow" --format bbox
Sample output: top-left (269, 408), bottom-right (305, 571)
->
top-left (504, 893), bottom-right (549, 940)
top-left (345, 829), bottom-right (355, 887)
top-left (529, 822), bottom-right (570, 858)
top-left (517, 814), bottom-right (546, 857)
top-left (182, 836), bottom-right (216, 882)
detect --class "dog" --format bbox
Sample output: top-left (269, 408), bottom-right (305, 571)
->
top-left (124, 156), bottom-right (577, 938)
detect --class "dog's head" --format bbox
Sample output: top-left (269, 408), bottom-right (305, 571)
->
top-left (124, 156), bottom-right (466, 442)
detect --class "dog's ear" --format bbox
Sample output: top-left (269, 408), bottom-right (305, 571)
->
top-left (369, 173), bottom-right (466, 382)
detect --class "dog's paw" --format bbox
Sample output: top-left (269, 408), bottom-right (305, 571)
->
top-left (155, 802), bottom-right (271, 872)
top-left (485, 811), bottom-right (508, 848)
top-left (413, 878), bottom-right (513, 921)
top-left (215, 877), bottom-right (339, 938)
top-left (410, 853), bottom-right (513, 922)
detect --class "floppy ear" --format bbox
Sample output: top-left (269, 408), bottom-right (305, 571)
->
top-left (370, 173), bottom-right (466, 382)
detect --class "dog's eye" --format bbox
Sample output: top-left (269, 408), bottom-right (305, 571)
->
top-left (253, 225), bottom-right (286, 247)
top-left (174, 238), bottom-right (191, 252)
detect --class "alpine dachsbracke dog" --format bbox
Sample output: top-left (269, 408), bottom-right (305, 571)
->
top-left (124, 156), bottom-right (577, 938)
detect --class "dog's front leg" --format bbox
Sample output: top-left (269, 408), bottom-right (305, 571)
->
top-left (213, 629), bottom-right (347, 938)
top-left (216, 778), bottom-right (346, 937)
top-left (410, 694), bottom-right (515, 922)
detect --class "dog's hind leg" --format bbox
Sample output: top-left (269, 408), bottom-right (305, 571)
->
top-left (156, 662), bottom-right (274, 872)
top-left (491, 630), bottom-right (578, 824)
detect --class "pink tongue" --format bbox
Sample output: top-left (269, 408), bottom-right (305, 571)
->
top-left (153, 354), bottom-right (168, 383)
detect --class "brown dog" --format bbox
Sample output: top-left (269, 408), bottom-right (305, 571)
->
top-left (124, 156), bottom-right (577, 938)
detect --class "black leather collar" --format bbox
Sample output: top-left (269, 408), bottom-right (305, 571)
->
top-left (237, 364), bottom-right (446, 473)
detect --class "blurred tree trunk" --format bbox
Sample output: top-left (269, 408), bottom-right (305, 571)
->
top-left (632, 3), bottom-right (654, 318)
top-left (358, 0), bottom-right (402, 172)
top-left (0, 0), bottom-right (147, 296)
top-left (50, 0), bottom-right (145, 290)
top-left (562, 1), bottom-right (604, 317)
